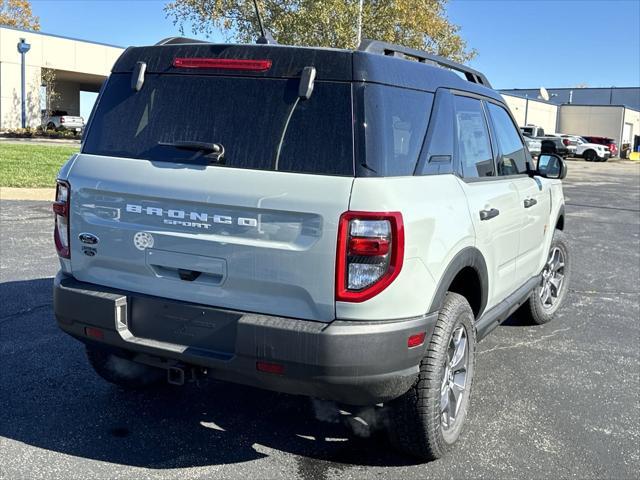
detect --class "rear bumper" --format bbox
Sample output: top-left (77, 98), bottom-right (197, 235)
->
top-left (54, 272), bottom-right (437, 405)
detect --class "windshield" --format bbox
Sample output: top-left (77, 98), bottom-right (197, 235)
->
top-left (83, 73), bottom-right (354, 176)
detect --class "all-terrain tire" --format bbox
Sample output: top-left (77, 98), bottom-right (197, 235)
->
top-left (386, 292), bottom-right (476, 461)
top-left (86, 346), bottom-right (165, 389)
top-left (521, 229), bottom-right (571, 325)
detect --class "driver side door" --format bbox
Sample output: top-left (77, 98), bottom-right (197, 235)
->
top-left (485, 102), bottom-right (550, 286)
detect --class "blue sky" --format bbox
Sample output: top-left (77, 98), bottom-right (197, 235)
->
top-left (32, 0), bottom-right (640, 91)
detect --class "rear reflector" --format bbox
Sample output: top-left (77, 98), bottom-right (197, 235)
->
top-left (172, 58), bottom-right (272, 71)
top-left (85, 327), bottom-right (104, 339)
top-left (256, 361), bottom-right (285, 375)
top-left (408, 332), bottom-right (426, 348)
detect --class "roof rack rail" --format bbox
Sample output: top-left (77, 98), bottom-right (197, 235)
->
top-left (358, 39), bottom-right (492, 88)
top-left (155, 37), bottom-right (210, 46)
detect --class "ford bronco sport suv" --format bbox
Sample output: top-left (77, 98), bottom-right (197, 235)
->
top-left (53, 38), bottom-right (571, 461)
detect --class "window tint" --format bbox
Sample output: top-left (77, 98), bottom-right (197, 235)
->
top-left (356, 85), bottom-right (433, 176)
top-left (453, 96), bottom-right (494, 178)
top-left (83, 74), bottom-right (354, 176)
top-left (487, 103), bottom-right (528, 175)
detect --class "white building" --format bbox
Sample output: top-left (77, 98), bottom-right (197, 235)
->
top-left (0, 26), bottom-right (124, 130)
top-left (502, 88), bottom-right (640, 149)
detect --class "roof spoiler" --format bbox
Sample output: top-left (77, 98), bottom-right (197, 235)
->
top-left (358, 39), bottom-right (492, 88)
top-left (155, 37), bottom-right (210, 46)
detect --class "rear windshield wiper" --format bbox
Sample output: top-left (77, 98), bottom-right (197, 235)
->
top-left (158, 141), bottom-right (225, 163)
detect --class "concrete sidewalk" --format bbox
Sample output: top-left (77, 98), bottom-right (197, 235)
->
top-left (0, 187), bottom-right (55, 201)
top-left (0, 137), bottom-right (80, 146)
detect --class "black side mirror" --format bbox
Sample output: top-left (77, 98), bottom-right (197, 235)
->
top-left (537, 153), bottom-right (567, 179)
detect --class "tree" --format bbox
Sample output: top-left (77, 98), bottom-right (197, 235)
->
top-left (164, 0), bottom-right (476, 63)
top-left (41, 68), bottom-right (60, 127)
top-left (0, 0), bottom-right (40, 30)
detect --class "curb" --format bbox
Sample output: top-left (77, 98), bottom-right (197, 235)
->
top-left (0, 187), bottom-right (56, 201)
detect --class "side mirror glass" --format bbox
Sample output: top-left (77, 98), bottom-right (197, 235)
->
top-left (537, 154), bottom-right (567, 179)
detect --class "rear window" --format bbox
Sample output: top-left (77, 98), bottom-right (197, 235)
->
top-left (83, 73), bottom-right (354, 176)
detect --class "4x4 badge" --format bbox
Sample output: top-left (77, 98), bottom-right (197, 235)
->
top-left (79, 233), bottom-right (99, 245)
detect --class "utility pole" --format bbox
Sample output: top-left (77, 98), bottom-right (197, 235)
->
top-left (356, 0), bottom-right (364, 47)
top-left (17, 38), bottom-right (31, 129)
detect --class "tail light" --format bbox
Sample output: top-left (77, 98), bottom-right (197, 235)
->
top-left (53, 180), bottom-right (70, 258)
top-left (60, 117), bottom-right (65, 123)
top-left (336, 211), bottom-right (404, 302)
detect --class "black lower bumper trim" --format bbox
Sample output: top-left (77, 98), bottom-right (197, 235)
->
top-left (54, 272), bottom-right (438, 405)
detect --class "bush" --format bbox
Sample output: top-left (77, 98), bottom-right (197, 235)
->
top-left (1, 127), bottom-right (80, 139)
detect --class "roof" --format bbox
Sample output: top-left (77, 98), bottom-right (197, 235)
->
top-left (112, 41), bottom-right (502, 101)
top-left (0, 24), bottom-right (124, 49)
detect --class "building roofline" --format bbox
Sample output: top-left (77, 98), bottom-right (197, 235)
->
top-left (500, 92), bottom-right (557, 105)
top-left (560, 103), bottom-right (640, 113)
top-left (500, 86), bottom-right (639, 91)
top-left (0, 24), bottom-right (124, 49)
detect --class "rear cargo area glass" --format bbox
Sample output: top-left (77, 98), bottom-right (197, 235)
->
top-left (83, 73), bottom-right (354, 176)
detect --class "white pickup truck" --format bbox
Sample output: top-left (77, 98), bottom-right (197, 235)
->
top-left (42, 110), bottom-right (84, 133)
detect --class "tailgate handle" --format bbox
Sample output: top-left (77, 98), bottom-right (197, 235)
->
top-left (178, 269), bottom-right (201, 282)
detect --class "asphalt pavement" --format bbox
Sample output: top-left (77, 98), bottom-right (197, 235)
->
top-left (1, 159), bottom-right (638, 479)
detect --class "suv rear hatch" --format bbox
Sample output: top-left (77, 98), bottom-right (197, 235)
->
top-left (67, 44), bottom-right (355, 322)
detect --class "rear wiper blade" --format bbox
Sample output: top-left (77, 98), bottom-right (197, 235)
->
top-left (158, 140), bottom-right (222, 153)
top-left (158, 141), bottom-right (225, 163)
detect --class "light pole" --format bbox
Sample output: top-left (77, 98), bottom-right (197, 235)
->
top-left (17, 38), bottom-right (31, 129)
top-left (356, 0), bottom-right (364, 47)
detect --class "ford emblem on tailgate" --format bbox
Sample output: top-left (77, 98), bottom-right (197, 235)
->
top-left (79, 233), bottom-right (99, 245)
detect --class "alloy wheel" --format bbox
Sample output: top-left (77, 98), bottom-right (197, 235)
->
top-left (540, 246), bottom-right (565, 309)
top-left (441, 325), bottom-right (469, 430)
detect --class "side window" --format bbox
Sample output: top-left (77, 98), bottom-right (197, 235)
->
top-left (453, 96), bottom-right (495, 178)
top-left (356, 84), bottom-right (434, 176)
top-left (487, 103), bottom-right (528, 175)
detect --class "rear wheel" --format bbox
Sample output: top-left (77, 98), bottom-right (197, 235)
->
top-left (584, 150), bottom-right (597, 162)
top-left (46, 122), bottom-right (56, 131)
top-left (521, 230), bottom-right (571, 325)
top-left (86, 346), bottom-right (165, 389)
top-left (386, 292), bottom-right (475, 461)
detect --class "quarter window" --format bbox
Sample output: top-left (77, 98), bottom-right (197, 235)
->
top-left (487, 103), bottom-right (528, 175)
top-left (453, 96), bottom-right (494, 178)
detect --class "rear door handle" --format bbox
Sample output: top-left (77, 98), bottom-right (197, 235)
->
top-left (479, 208), bottom-right (500, 221)
top-left (524, 198), bottom-right (538, 208)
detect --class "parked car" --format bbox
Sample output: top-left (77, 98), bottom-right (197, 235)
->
top-left (562, 135), bottom-right (610, 162)
top-left (42, 110), bottom-right (84, 133)
top-left (520, 125), bottom-right (545, 137)
top-left (523, 136), bottom-right (542, 156)
top-left (521, 126), bottom-right (569, 157)
top-left (52, 38), bottom-right (570, 462)
top-left (582, 136), bottom-right (618, 157)
top-left (545, 134), bottom-right (577, 157)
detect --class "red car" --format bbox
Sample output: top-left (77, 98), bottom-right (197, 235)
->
top-left (582, 136), bottom-right (618, 157)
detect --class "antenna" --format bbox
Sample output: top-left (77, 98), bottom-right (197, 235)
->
top-left (252, 0), bottom-right (276, 44)
top-left (252, 0), bottom-right (266, 40)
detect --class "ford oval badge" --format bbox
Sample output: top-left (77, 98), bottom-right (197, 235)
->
top-left (79, 233), bottom-right (99, 245)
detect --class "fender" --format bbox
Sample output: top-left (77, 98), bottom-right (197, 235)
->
top-left (427, 247), bottom-right (488, 317)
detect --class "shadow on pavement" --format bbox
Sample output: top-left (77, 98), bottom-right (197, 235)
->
top-left (0, 278), bottom-right (421, 471)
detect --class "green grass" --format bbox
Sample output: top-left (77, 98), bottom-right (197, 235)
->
top-left (0, 143), bottom-right (79, 188)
